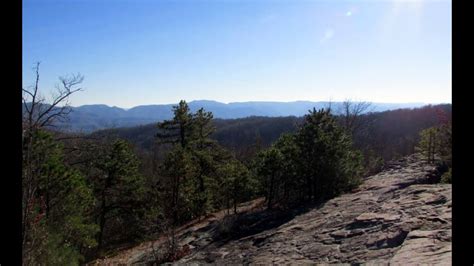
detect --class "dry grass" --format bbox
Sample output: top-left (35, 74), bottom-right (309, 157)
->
top-left (88, 198), bottom-right (265, 265)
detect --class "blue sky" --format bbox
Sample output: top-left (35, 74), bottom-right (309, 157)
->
top-left (23, 0), bottom-right (451, 108)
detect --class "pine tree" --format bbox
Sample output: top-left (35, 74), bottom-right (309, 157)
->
top-left (272, 133), bottom-right (301, 204)
top-left (156, 101), bottom-right (256, 224)
top-left (90, 139), bottom-right (146, 250)
top-left (256, 148), bottom-right (284, 209)
top-left (157, 100), bottom-right (194, 148)
top-left (416, 122), bottom-right (452, 183)
top-left (189, 108), bottom-right (217, 218)
top-left (255, 108), bottom-right (363, 208)
top-left (159, 146), bottom-right (196, 225)
top-left (22, 129), bottom-right (98, 265)
top-left (296, 108), bottom-right (362, 201)
top-left (217, 159), bottom-right (256, 214)
top-left (191, 108), bottom-right (215, 149)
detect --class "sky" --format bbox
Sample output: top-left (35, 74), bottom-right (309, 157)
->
top-left (23, 0), bottom-right (451, 108)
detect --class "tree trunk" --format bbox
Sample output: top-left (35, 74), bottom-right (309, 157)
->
top-left (268, 173), bottom-right (274, 209)
top-left (97, 207), bottom-right (106, 250)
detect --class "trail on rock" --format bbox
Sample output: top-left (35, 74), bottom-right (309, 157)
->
top-left (91, 154), bottom-right (451, 265)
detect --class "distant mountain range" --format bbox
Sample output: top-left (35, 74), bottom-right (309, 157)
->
top-left (36, 100), bottom-right (432, 132)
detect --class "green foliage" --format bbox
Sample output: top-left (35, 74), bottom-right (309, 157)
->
top-left (191, 108), bottom-right (216, 148)
top-left (255, 108), bottom-right (363, 207)
top-left (413, 119), bottom-right (452, 185)
top-left (256, 147), bottom-right (285, 208)
top-left (23, 100), bottom-right (452, 264)
top-left (216, 158), bottom-right (256, 213)
top-left (32, 231), bottom-right (85, 266)
top-left (159, 145), bottom-right (197, 224)
top-left (89, 138), bottom-right (147, 248)
top-left (416, 127), bottom-right (439, 163)
top-left (362, 149), bottom-right (384, 176)
top-left (440, 167), bottom-right (452, 184)
top-left (416, 122), bottom-right (452, 169)
top-left (22, 130), bottom-right (98, 265)
top-left (96, 104), bottom-right (452, 169)
top-left (437, 123), bottom-right (452, 167)
top-left (157, 100), bottom-right (194, 148)
top-left (156, 101), bottom-right (258, 226)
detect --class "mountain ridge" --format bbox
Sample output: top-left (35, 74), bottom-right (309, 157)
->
top-left (69, 100), bottom-right (431, 110)
top-left (32, 100), bottom-right (440, 132)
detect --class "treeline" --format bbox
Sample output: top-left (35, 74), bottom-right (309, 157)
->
top-left (22, 100), bottom-right (365, 263)
top-left (92, 116), bottom-right (300, 159)
top-left (22, 98), bottom-right (259, 263)
top-left (94, 103), bottom-right (451, 175)
top-left (22, 66), bottom-right (451, 265)
top-left (350, 104), bottom-right (452, 161)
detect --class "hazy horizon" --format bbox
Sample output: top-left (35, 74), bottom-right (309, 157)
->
top-left (64, 99), bottom-right (446, 110)
top-left (23, 0), bottom-right (451, 108)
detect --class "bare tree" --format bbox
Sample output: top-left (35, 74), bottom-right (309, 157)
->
top-left (339, 99), bottom-right (373, 136)
top-left (22, 62), bottom-right (84, 131)
top-left (324, 99), bottom-right (333, 114)
top-left (21, 62), bottom-right (84, 260)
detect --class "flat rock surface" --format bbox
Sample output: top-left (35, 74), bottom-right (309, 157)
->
top-left (91, 154), bottom-right (451, 265)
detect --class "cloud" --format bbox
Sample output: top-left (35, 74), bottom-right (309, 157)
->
top-left (320, 28), bottom-right (335, 44)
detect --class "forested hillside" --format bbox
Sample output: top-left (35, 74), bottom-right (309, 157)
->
top-left (24, 100), bottom-right (427, 132)
top-left (22, 67), bottom-right (451, 264)
top-left (92, 104), bottom-right (451, 166)
top-left (21, 0), bottom-right (453, 263)
top-left (92, 154), bottom-right (452, 265)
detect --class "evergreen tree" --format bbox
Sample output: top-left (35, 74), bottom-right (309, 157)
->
top-left (191, 108), bottom-right (216, 149)
top-left (217, 159), bottom-right (256, 214)
top-left (157, 100), bottom-right (194, 148)
top-left (256, 148), bottom-right (284, 209)
top-left (296, 108), bottom-right (362, 201)
top-left (156, 101), bottom-right (256, 224)
top-left (272, 133), bottom-right (301, 204)
top-left (416, 122), bottom-right (452, 183)
top-left (159, 146), bottom-right (196, 225)
top-left (89, 139), bottom-right (146, 250)
top-left (188, 108), bottom-right (217, 218)
top-left (23, 130), bottom-right (98, 265)
top-left (417, 127), bottom-right (439, 163)
top-left (255, 108), bottom-right (363, 208)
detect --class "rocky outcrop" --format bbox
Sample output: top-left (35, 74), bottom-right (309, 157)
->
top-left (92, 154), bottom-right (451, 265)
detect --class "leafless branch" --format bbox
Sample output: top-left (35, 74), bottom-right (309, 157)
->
top-left (339, 99), bottom-right (373, 136)
top-left (23, 63), bottom-right (84, 131)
